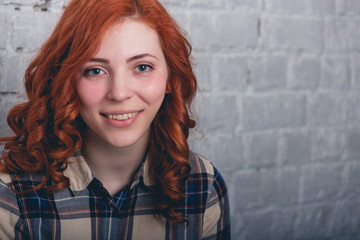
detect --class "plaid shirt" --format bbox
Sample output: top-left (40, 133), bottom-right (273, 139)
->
top-left (0, 152), bottom-right (230, 239)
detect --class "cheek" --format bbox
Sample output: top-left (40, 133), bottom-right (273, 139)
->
top-left (142, 72), bottom-right (167, 102)
top-left (76, 80), bottom-right (106, 107)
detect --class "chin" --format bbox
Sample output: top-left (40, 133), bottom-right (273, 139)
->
top-left (107, 135), bottom-right (140, 148)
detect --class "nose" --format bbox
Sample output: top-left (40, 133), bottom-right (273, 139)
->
top-left (106, 72), bottom-right (133, 102)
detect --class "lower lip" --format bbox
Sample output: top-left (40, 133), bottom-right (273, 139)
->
top-left (101, 111), bottom-right (142, 128)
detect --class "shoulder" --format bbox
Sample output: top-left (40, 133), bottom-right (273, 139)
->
top-left (187, 151), bottom-right (226, 190)
top-left (0, 155), bottom-right (12, 185)
top-left (187, 151), bottom-right (230, 239)
top-left (188, 151), bottom-right (215, 177)
top-left (0, 161), bottom-right (14, 199)
top-left (0, 171), bottom-right (21, 239)
top-left (0, 171), bottom-right (18, 210)
top-left (0, 158), bottom-right (44, 197)
top-left (186, 151), bottom-right (228, 201)
top-left (0, 171), bottom-right (11, 185)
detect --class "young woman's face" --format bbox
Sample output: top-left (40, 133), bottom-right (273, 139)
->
top-left (76, 19), bottom-right (168, 148)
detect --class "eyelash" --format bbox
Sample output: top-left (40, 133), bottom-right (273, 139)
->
top-left (84, 64), bottom-right (154, 77)
top-left (84, 68), bottom-right (105, 76)
top-left (135, 64), bottom-right (153, 72)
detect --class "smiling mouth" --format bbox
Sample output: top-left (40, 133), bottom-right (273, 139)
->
top-left (104, 112), bottom-right (139, 121)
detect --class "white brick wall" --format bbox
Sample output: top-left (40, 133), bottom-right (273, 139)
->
top-left (1, 0), bottom-right (360, 239)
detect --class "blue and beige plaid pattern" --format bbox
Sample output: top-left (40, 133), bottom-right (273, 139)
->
top-left (0, 152), bottom-right (230, 239)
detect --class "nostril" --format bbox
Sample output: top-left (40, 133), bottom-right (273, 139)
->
top-left (107, 83), bottom-right (133, 102)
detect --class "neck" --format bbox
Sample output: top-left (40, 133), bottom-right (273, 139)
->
top-left (81, 128), bottom-right (149, 196)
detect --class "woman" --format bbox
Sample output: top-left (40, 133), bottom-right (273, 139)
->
top-left (0, 0), bottom-right (230, 239)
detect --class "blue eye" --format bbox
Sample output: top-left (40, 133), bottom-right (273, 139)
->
top-left (85, 68), bottom-right (104, 76)
top-left (135, 64), bottom-right (153, 72)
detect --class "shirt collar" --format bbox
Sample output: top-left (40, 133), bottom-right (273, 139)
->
top-left (129, 156), bottom-right (154, 189)
top-left (63, 152), bottom-right (154, 195)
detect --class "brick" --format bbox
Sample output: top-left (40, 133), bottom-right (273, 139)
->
top-left (346, 94), bottom-right (360, 123)
top-left (289, 57), bottom-right (320, 90)
top-left (334, 237), bottom-right (360, 240)
top-left (189, 12), bottom-right (215, 50)
top-left (214, 13), bottom-right (257, 49)
top-left (258, 169), bottom-right (278, 205)
top-left (160, 0), bottom-right (187, 7)
top-left (10, 11), bottom-right (59, 53)
top-left (192, 52), bottom-right (213, 91)
top-left (307, 94), bottom-right (348, 126)
top-left (244, 132), bottom-right (278, 168)
top-left (232, 168), bottom-right (297, 211)
top-left (213, 135), bottom-right (244, 172)
top-left (301, 165), bottom-right (344, 203)
top-left (243, 94), bottom-right (306, 131)
top-left (189, 135), bottom-right (216, 164)
top-left (5, 54), bottom-right (30, 93)
top-left (188, 129), bottom-right (233, 169)
top-left (305, 0), bottom-right (336, 15)
top-left (0, 0), bottom-right (45, 4)
top-left (0, 97), bottom-right (6, 133)
top-left (277, 169), bottom-right (300, 205)
top-left (320, 58), bottom-right (351, 90)
top-left (230, 213), bottom-right (245, 239)
top-left (344, 163), bottom-right (360, 198)
top-left (196, 94), bottom-right (238, 135)
top-left (331, 201), bottom-right (360, 236)
top-left (263, 16), bottom-right (324, 52)
top-left (0, 12), bottom-right (7, 48)
top-left (311, 129), bottom-right (347, 162)
top-left (0, 54), bottom-right (4, 88)
top-left (243, 210), bottom-right (274, 240)
top-left (188, 0), bottom-right (224, 8)
top-left (326, 18), bottom-right (360, 51)
top-left (271, 209), bottom-right (295, 240)
top-left (280, 131), bottom-right (312, 165)
top-left (232, 170), bottom-right (262, 210)
top-left (47, 0), bottom-right (68, 12)
top-left (348, 129), bottom-right (360, 159)
top-left (268, 0), bottom-right (305, 14)
top-left (259, 168), bottom-right (300, 207)
top-left (229, 0), bottom-right (260, 9)
top-left (292, 204), bottom-right (334, 239)
top-left (213, 56), bottom-right (247, 92)
top-left (352, 56), bottom-right (360, 89)
top-left (251, 56), bottom-right (287, 91)
top-left (0, 94), bottom-right (25, 137)
top-left (338, 0), bottom-right (360, 14)
top-left (166, 10), bottom-right (189, 34)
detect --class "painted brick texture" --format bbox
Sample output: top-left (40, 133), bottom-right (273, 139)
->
top-left (1, 0), bottom-right (360, 239)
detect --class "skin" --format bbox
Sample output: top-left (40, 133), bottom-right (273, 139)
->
top-left (75, 19), bottom-right (168, 196)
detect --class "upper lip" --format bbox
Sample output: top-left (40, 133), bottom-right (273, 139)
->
top-left (101, 110), bottom-right (142, 115)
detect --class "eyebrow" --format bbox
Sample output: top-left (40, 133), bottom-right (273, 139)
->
top-left (89, 53), bottom-right (159, 64)
top-left (89, 58), bottom-right (110, 64)
top-left (127, 53), bottom-right (159, 63)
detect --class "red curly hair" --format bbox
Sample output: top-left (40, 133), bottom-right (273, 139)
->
top-left (0, 0), bottom-right (197, 223)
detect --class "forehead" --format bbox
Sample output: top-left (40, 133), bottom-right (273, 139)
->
top-left (95, 19), bottom-right (163, 58)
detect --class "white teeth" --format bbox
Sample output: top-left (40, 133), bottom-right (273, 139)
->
top-left (106, 112), bottom-right (138, 121)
